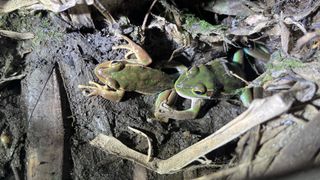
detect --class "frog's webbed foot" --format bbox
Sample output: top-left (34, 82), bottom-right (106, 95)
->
top-left (78, 81), bottom-right (124, 102)
top-left (154, 90), bottom-right (204, 122)
top-left (113, 34), bottom-right (152, 66)
top-left (154, 90), bottom-right (177, 122)
top-left (154, 101), bottom-right (175, 123)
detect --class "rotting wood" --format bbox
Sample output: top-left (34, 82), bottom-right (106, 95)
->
top-left (90, 91), bottom-right (295, 174)
top-left (23, 67), bottom-right (64, 179)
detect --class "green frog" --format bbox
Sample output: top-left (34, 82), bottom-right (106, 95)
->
top-left (78, 34), bottom-right (268, 122)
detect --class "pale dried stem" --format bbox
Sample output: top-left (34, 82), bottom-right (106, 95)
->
top-left (91, 91), bottom-right (295, 174)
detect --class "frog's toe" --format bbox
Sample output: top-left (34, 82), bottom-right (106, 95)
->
top-left (112, 44), bottom-right (131, 51)
top-left (88, 81), bottom-right (103, 87)
top-left (78, 85), bottom-right (97, 97)
top-left (78, 81), bottom-right (105, 97)
top-left (160, 101), bottom-right (171, 109)
top-left (154, 101), bottom-right (172, 122)
top-left (82, 89), bottom-right (95, 97)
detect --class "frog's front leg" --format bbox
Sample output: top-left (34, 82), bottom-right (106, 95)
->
top-left (113, 34), bottom-right (152, 66)
top-left (154, 90), bottom-right (204, 122)
top-left (78, 81), bottom-right (125, 102)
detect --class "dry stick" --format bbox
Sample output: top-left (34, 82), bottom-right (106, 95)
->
top-left (91, 91), bottom-right (295, 174)
top-left (128, 127), bottom-right (153, 162)
top-left (167, 46), bottom-right (184, 62)
top-left (0, 30), bottom-right (34, 40)
top-left (141, 0), bottom-right (158, 33)
top-left (93, 0), bottom-right (116, 24)
top-left (229, 71), bottom-right (250, 85)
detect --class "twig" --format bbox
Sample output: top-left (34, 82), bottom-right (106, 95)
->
top-left (142, 0), bottom-right (158, 33)
top-left (229, 71), bottom-right (250, 85)
top-left (0, 30), bottom-right (34, 40)
top-left (128, 126), bottom-right (153, 162)
top-left (93, 0), bottom-right (116, 24)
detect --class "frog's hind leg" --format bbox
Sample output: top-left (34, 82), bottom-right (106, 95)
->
top-left (113, 34), bottom-right (152, 66)
top-left (239, 87), bottom-right (252, 107)
top-left (154, 90), bottom-right (204, 122)
top-left (154, 89), bottom-right (177, 122)
top-left (125, 51), bottom-right (135, 59)
top-left (243, 45), bottom-right (270, 62)
top-left (78, 81), bottom-right (125, 102)
top-left (232, 49), bottom-right (245, 66)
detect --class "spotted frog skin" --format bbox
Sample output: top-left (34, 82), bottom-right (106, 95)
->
top-left (79, 34), bottom-right (268, 122)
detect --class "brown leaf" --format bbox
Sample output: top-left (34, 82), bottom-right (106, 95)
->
top-left (204, 0), bottom-right (254, 17)
top-left (295, 31), bottom-right (320, 49)
top-left (279, 18), bottom-right (290, 54)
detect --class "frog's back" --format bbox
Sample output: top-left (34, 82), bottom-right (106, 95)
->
top-left (110, 65), bottom-right (174, 94)
top-left (208, 60), bottom-right (244, 94)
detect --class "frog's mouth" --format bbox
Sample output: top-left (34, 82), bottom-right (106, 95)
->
top-left (206, 91), bottom-right (214, 98)
top-left (195, 90), bottom-right (215, 99)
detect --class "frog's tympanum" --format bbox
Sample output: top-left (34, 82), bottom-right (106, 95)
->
top-left (79, 34), bottom-right (268, 122)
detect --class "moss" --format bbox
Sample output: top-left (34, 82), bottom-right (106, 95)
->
top-left (255, 51), bottom-right (305, 85)
top-left (266, 51), bottom-right (305, 71)
top-left (0, 13), bottom-right (27, 31)
top-left (0, 14), bottom-right (9, 29)
top-left (0, 12), bottom-right (63, 48)
top-left (268, 58), bottom-right (304, 70)
top-left (182, 14), bottom-right (227, 36)
top-left (31, 16), bottom-right (63, 47)
top-left (261, 72), bottom-right (273, 84)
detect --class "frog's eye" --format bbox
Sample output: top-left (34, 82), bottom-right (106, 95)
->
top-left (186, 67), bottom-right (199, 77)
top-left (192, 84), bottom-right (206, 95)
top-left (110, 61), bottom-right (125, 71)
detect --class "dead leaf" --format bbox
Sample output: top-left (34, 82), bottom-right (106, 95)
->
top-left (295, 31), bottom-right (320, 49)
top-left (0, 0), bottom-right (38, 13)
top-left (229, 21), bottom-right (271, 36)
top-left (245, 14), bottom-right (269, 26)
top-left (279, 14), bottom-right (290, 54)
top-left (204, 0), bottom-right (254, 17)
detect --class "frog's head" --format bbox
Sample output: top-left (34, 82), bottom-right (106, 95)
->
top-left (174, 65), bottom-right (220, 100)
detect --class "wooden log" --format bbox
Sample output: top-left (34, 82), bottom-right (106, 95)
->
top-left (22, 66), bottom-right (64, 180)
